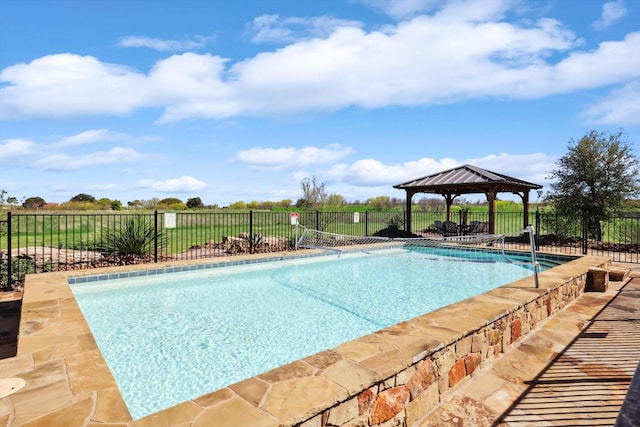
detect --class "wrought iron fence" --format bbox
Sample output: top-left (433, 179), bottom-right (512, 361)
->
top-left (0, 215), bottom-right (9, 290)
top-left (2, 209), bottom-right (639, 290)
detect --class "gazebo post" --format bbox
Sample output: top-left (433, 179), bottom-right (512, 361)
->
top-left (405, 190), bottom-right (416, 234)
top-left (521, 191), bottom-right (530, 231)
top-left (513, 191), bottom-right (531, 231)
top-left (444, 193), bottom-right (456, 221)
top-left (487, 189), bottom-right (496, 234)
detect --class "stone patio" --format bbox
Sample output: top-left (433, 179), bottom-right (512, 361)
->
top-left (415, 264), bottom-right (640, 426)
top-left (1, 253), bottom-right (637, 426)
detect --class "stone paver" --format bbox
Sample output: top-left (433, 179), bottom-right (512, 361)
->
top-left (1, 254), bottom-right (636, 426)
top-left (414, 264), bottom-right (640, 426)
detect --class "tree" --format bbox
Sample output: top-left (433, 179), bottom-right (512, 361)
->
top-left (367, 196), bottom-right (391, 210)
top-left (23, 196), bottom-right (46, 209)
top-left (96, 198), bottom-right (112, 209)
top-left (142, 198), bottom-right (160, 209)
top-left (300, 176), bottom-right (328, 208)
top-left (186, 197), bottom-right (204, 209)
top-left (111, 200), bottom-right (123, 211)
top-left (417, 197), bottom-right (444, 211)
top-left (229, 201), bottom-right (247, 210)
top-left (128, 200), bottom-right (144, 209)
top-left (159, 197), bottom-right (183, 205)
top-left (70, 193), bottom-right (96, 203)
top-left (295, 198), bottom-right (311, 208)
top-left (158, 198), bottom-right (186, 210)
top-left (547, 130), bottom-right (640, 240)
top-left (0, 191), bottom-right (19, 207)
top-left (327, 194), bottom-right (346, 206)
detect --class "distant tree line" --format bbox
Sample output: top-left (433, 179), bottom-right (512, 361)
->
top-left (2, 130), bottom-right (638, 222)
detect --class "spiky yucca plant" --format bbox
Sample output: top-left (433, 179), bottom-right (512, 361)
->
top-left (99, 216), bottom-right (163, 257)
top-left (244, 232), bottom-right (264, 254)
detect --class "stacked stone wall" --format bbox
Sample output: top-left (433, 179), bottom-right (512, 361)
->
top-left (297, 268), bottom-right (591, 427)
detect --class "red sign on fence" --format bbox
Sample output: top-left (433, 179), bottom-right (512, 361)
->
top-left (290, 212), bottom-right (299, 225)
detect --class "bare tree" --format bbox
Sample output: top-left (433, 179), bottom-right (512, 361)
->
top-left (300, 176), bottom-right (328, 208)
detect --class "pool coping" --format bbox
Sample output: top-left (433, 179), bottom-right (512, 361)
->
top-left (0, 251), bottom-right (611, 426)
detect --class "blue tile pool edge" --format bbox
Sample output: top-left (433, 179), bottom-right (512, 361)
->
top-left (66, 247), bottom-right (577, 285)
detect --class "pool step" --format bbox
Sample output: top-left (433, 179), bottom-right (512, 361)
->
top-left (608, 268), bottom-right (630, 282)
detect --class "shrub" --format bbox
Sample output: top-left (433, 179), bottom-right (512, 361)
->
top-left (244, 232), bottom-right (263, 254)
top-left (385, 213), bottom-right (405, 231)
top-left (98, 217), bottom-right (164, 257)
top-left (539, 212), bottom-right (580, 243)
top-left (1, 258), bottom-right (37, 289)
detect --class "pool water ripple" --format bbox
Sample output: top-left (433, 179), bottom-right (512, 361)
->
top-left (71, 249), bottom-right (539, 419)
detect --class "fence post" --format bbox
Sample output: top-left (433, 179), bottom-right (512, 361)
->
top-left (6, 212), bottom-right (12, 290)
top-left (316, 210), bottom-right (319, 231)
top-left (154, 211), bottom-right (158, 263)
top-left (249, 211), bottom-right (254, 253)
top-left (365, 211), bottom-right (369, 236)
top-left (535, 209), bottom-right (540, 251)
top-left (582, 210), bottom-right (588, 255)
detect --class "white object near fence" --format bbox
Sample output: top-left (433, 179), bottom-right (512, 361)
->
top-left (164, 213), bottom-right (177, 229)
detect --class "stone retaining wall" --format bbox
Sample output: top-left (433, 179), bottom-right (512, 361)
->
top-left (293, 259), bottom-right (604, 427)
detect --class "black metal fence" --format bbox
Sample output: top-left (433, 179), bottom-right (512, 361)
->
top-left (2, 209), bottom-right (639, 290)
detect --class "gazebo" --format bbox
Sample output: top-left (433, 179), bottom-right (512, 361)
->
top-left (393, 164), bottom-right (543, 234)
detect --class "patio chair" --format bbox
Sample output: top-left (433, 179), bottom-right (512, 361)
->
top-left (434, 220), bottom-right (445, 234)
top-left (442, 221), bottom-right (459, 237)
top-left (467, 221), bottom-right (481, 234)
top-left (475, 222), bottom-right (489, 234)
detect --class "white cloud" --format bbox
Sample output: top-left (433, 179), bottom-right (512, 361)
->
top-left (138, 176), bottom-right (206, 192)
top-left (323, 153), bottom-right (556, 189)
top-left (593, 0), bottom-right (627, 31)
top-left (117, 35), bottom-right (215, 51)
top-left (248, 14), bottom-right (363, 44)
top-left (54, 129), bottom-right (128, 147)
top-left (236, 144), bottom-right (353, 170)
top-left (149, 53), bottom-right (237, 121)
top-left (467, 153), bottom-right (556, 186)
top-left (36, 147), bottom-right (143, 171)
top-left (582, 80), bottom-right (640, 126)
top-left (325, 157), bottom-right (457, 186)
top-left (0, 138), bottom-right (37, 163)
top-left (1, 2), bottom-right (639, 126)
top-left (0, 54), bottom-right (150, 119)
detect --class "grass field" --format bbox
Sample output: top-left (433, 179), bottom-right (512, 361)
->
top-left (3, 202), bottom-right (638, 258)
top-left (1, 206), bottom-right (535, 255)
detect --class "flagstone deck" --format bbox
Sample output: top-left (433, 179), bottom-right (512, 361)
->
top-left (414, 263), bottom-right (640, 426)
top-left (0, 254), bottom-right (638, 426)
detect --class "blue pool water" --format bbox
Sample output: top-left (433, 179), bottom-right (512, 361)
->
top-left (70, 248), bottom-right (544, 419)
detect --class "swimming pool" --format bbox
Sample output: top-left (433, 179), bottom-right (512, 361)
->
top-left (70, 247), bottom-right (548, 419)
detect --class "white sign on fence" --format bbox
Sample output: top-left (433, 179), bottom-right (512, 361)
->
top-left (290, 212), bottom-right (299, 225)
top-left (354, 212), bottom-right (360, 223)
top-left (164, 213), bottom-right (177, 229)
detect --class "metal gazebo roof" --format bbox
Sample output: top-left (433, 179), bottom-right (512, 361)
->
top-left (393, 164), bottom-right (543, 234)
top-left (394, 164), bottom-right (542, 194)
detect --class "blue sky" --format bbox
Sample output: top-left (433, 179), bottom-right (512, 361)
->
top-left (1, 0), bottom-right (639, 207)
